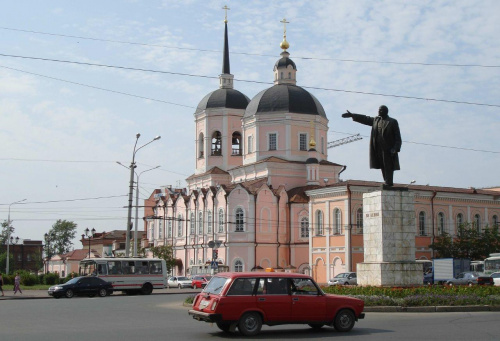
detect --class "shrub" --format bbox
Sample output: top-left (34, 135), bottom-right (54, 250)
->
top-left (44, 273), bottom-right (60, 285)
top-left (20, 273), bottom-right (38, 286)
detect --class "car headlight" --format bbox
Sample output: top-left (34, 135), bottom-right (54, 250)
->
top-left (54, 286), bottom-right (63, 290)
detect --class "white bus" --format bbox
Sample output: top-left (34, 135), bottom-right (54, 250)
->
top-left (79, 258), bottom-right (167, 295)
top-left (484, 253), bottom-right (500, 275)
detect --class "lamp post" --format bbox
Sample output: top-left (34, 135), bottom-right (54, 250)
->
top-left (6, 199), bottom-right (26, 274)
top-left (82, 228), bottom-right (96, 259)
top-left (124, 133), bottom-right (161, 257)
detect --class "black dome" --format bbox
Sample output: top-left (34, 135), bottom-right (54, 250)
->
top-left (274, 56), bottom-right (296, 70)
top-left (196, 88), bottom-right (250, 114)
top-left (244, 84), bottom-right (326, 118)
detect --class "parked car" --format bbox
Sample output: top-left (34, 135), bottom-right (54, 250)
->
top-left (446, 272), bottom-right (494, 286)
top-left (491, 272), bottom-right (500, 286)
top-left (48, 276), bottom-right (113, 299)
top-left (188, 272), bottom-right (365, 336)
top-left (328, 272), bottom-right (357, 286)
top-left (192, 275), bottom-right (212, 289)
top-left (167, 276), bottom-right (192, 288)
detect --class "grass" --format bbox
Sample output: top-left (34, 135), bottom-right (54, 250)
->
top-left (2, 284), bottom-right (51, 290)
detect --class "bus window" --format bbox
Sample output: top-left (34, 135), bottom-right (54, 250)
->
top-left (150, 261), bottom-right (162, 274)
top-left (122, 261), bottom-right (136, 274)
top-left (108, 261), bottom-right (122, 274)
top-left (97, 263), bottom-right (108, 275)
top-left (136, 261), bottom-right (149, 274)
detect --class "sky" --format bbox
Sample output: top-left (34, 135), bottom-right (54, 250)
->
top-left (0, 0), bottom-right (499, 250)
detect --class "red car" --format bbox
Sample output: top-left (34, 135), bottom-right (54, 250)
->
top-left (191, 275), bottom-right (212, 289)
top-left (188, 272), bottom-right (365, 336)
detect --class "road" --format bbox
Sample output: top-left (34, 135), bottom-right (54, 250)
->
top-left (1, 293), bottom-right (499, 341)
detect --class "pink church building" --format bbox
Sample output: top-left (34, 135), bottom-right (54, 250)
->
top-left (145, 18), bottom-right (500, 284)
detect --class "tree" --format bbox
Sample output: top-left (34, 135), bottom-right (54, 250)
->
top-left (0, 220), bottom-right (14, 245)
top-left (429, 232), bottom-right (455, 258)
top-left (47, 220), bottom-right (77, 255)
top-left (150, 245), bottom-right (177, 275)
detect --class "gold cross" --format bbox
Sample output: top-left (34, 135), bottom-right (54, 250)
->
top-left (280, 18), bottom-right (289, 36)
top-left (222, 5), bottom-right (230, 23)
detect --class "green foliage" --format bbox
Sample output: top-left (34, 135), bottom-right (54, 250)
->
top-left (184, 294), bottom-right (196, 305)
top-left (20, 272), bottom-right (39, 286)
top-left (47, 219), bottom-right (77, 256)
top-left (0, 220), bottom-right (13, 245)
top-left (44, 272), bottom-right (60, 285)
top-left (430, 223), bottom-right (500, 259)
top-left (150, 245), bottom-right (177, 274)
top-left (0, 252), bottom-right (14, 274)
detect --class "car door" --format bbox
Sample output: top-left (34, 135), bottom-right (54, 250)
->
top-left (290, 278), bottom-right (326, 322)
top-left (77, 278), bottom-right (92, 295)
top-left (255, 277), bottom-right (292, 322)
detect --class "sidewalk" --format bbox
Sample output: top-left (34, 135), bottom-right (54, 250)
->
top-left (0, 287), bottom-right (201, 300)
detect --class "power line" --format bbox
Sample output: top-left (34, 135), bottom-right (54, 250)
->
top-left (0, 194), bottom-right (127, 206)
top-left (2, 26), bottom-right (499, 68)
top-left (1, 55), bottom-right (498, 108)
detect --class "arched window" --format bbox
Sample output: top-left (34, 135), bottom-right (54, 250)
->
top-left (198, 132), bottom-right (204, 158)
top-left (234, 259), bottom-right (243, 272)
top-left (356, 208), bottom-right (363, 234)
top-left (315, 210), bottom-right (323, 236)
top-left (235, 208), bottom-right (244, 232)
top-left (334, 209), bottom-right (342, 234)
top-left (207, 211), bottom-right (212, 234)
top-left (493, 215), bottom-right (499, 228)
top-left (158, 220), bottom-right (163, 239)
top-left (232, 132), bottom-right (242, 156)
top-left (211, 131), bottom-right (222, 156)
top-left (419, 211), bottom-right (426, 236)
top-left (167, 220), bottom-right (172, 238)
top-left (198, 212), bottom-right (203, 234)
top-left (190, 212), bottom-right (195, 235)
top-left (456, 213), bottom-right (464, 231)
top-left (177, 214), bottom-right (183, 237)
top-left (437, 212), bottom-right (445, 236)
top-left (300, 217), bottom-right (309, 238)
top-left (218, 209), bottom-right (224, 233)
top-left (288, 72), bottom-right (291, 79)
top-left (474, 214), bottom-right (481, 232)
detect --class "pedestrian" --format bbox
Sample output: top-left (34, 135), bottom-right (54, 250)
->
top-left (13, 272), bottom-right (22, 295)
top-left (0, 273), bottom-right (4, 296)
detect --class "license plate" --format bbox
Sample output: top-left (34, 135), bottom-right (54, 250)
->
top-left (199, 299), bottom-right (209, 309)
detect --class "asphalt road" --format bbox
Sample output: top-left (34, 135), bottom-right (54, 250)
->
top-left (1, 293), bottom-right (500, 341)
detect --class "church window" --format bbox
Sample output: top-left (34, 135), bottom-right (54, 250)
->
top-left (474, 214), bottom-right (481, 232)
top-left (211, 131), bottom-right (222, 156)
top-left (198, 212), bottom-right (203, 234)
top-left (315, 210), bottom-right (323, 236)
top-left (207, 211), bottom-right (212, 234)
top-left (234, 259), bottom-right (243, 272)
top-left (232, 132), bottom-right (242, 156)
top-left (299, 133), bottom-right (307, 151)
top-left (167, 220), bottom-right (172, 238)
top-left (456, 213), bottom-right (463, 231)
top-left (269, 133), bottom-right (277, 151)
top-left (198, 132), bottom-right (204, 158)
top-left (190, 213), bottom-right (195, 235)
top-left (356, 208), bottom-right (363, 234)
top-left (178, 214), bottom-right (183, 237)
top-left (437, 212), bottom-right (445, 236)
top-left (247, 135), bottom-right (253, 154)
top-left (419, 211), bottom-right (426, 236)
top-left (158, 220), bottom-right (163, 239)
top-left (235, 208), bottom-right (244, 232)
top-left (218, 209), bottom-right (224, 233)
top-left (334, 209), bottom-right (342, 234)
top-left (300, 217), bottom-right (309, 238)
top-left (280, 71), bottom-right (283, 79)
top-left (493, 215), bottom-right (498, 228)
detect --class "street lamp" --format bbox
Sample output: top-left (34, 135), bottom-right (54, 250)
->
top-left (124, 133), bottom-right (161, 257)
top-left (82, 228), bottom-right (96, 259)
top-left (6, 198), bottom-right (26, 274)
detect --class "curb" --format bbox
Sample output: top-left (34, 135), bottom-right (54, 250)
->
top-left (364, 305), bottom-right (499, 312)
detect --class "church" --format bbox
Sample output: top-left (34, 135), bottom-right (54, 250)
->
top-left (144, 16), bottom-right (500, 284)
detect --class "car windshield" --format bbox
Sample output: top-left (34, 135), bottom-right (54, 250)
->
top-left (335, 273), bottom-right (348, 278)
top-left (65, 277), bottom-right (81, 285)
top-left (203, 276), bottom-right (229, 295)
top-left (177, 277), bottom-right (189, 281)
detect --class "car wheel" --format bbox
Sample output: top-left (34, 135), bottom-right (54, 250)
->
top-left (216, 322), bottom-right (231, 332)
top-left (308, 323), bottom-right (324, 330)
top-left (98, 288), bottom-right (108, 297)
top-left (333, 309), bottom-right (355, 332)
top-left (141, 283), bottom-right (153, 295)
top-left (65, 289), bottom-right (74, 299)
top-left (238, 312), bottom-right (262, 336)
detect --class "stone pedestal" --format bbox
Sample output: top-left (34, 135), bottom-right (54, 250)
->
top-left (357, 189), bottom-right (423, 286)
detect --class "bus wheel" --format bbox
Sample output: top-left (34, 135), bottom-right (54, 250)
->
top-left (141, 283), bottom-right (153, 295)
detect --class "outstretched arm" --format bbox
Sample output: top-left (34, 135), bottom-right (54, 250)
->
top-left (342, 110), bottom-right (353, 118)
top-left (342, 110), bottom-right (374, 126)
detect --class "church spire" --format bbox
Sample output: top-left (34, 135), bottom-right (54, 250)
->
top-left (219, 5), bottom-right (233, 89)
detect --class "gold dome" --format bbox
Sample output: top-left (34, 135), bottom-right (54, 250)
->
top-left (280, 38), bottom-right (290, 50)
